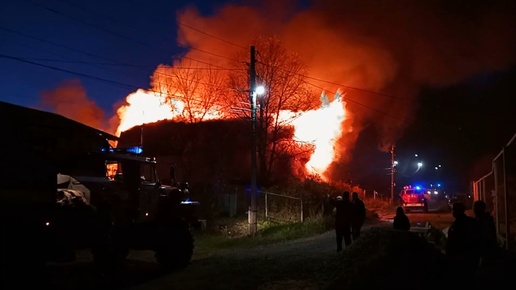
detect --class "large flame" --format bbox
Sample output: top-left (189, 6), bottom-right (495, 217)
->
top-left (115, 89), bottom-right (346, 180)
top-left (115, 89), bottom-right (179, 136)
top-left (278, 91), bottom-right (346, 179)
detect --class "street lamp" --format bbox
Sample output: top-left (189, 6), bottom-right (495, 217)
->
top-left (248, 45), bottom-right (265, 236)
top-left (249, 86), bottom-right (265, 236)
top-left (255, 85), bottom-right (265, 96)
top-left (390, 145), bottom-right (395, 204)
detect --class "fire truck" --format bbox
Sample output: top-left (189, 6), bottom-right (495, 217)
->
top-left (0, 101), bottom-right (198, 286)
top-left (400, 185), bottom-right (429, 213)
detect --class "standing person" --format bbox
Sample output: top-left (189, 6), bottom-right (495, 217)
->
top-left (350, 191), bottom-right (366, 241)
top-left (329, 191), bottom-right (353, 252)
top-left (393, 206), bottom-right (411, 231)
top-left (445, 202), bottom-right (481, 287)
top-left (473, 200), bottom-right (499, 259)
top-left (473, 200), bottom-right (500, 287)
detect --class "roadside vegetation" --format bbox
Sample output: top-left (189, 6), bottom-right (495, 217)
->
top-left (192, 215), bottom-right (334, 258)
top-left (192, 187), bottom-right (397, 259)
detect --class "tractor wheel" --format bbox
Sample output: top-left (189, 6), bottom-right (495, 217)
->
top-left (155, 220), bottom-right (194, 270)
top-left (90, 210), bottom-right (127, 275)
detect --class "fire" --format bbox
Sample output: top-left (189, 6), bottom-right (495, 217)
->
top-left (115, 89), bottom-right (347, 180)
top-left (115, 89), bottom-right (180, 136)
top-left (279, 91), bottom-right (346, 179)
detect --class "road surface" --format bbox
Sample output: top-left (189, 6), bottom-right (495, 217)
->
top-left (43, 212), bottom-right (456, 290)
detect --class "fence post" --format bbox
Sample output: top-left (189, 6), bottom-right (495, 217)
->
top-left (265, 191), bottom-right (268, 219)
top-left (300, 197), bottom-right (304, 222)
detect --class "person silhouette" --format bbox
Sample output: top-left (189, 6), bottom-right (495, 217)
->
top-left (393, 206), bottom-right (410, 231)
top-left (445, 202), bottom-right (481, 287)
top-left (350, 192), bottom-right (366, 241)
top-left (329, 191), bottom-right (353, 252)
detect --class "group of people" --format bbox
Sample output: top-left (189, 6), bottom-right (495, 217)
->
top-left (392, 199), bottom-right (500, 286)
top-left (329, 192), bottom-right (500, 271)
top-left (446, 200), bottom-right (500, 286)
top-left (328, 191), bottom-right (367, 252)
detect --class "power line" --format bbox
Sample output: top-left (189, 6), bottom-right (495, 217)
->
top-left (6, 56), bottom-right (243, 71)
top-left (5, 56), bottom-right (153, 68)
top-left (175, 21), bottom-right (411, 103)
top-left (301, 74), bottom-right (413, 102)
top-left (0, 26), bottom-right (122, 65)
top-left (1, 53), bottom-right (137, 90)
top-left (24, 0), bottom-right (240, 69)
top-left (176, 21), bottom-right (248, 50)
top-left (305, 80), bottom-right (405, 122)
top-left (2, 51), bottom-right (404, 122)
top-left (25, 0), bottom-right (153, 49)
top-left (9, 2), bottom-right (413, 120)
top-left (0, 53), bottom-right (240, 110)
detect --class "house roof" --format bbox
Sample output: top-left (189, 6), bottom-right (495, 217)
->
top-left (0, 101), bottom-right (118, 141)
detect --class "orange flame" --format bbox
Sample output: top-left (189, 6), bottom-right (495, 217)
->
top-left (278, 91), bottom-right (346, 180)
top-left (115, 89), bottom-right (347, 180)
top-left (115, 89), bottom-right (179, 136)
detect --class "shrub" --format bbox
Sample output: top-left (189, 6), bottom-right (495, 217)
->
top-left (327, 227), bottom-right (447, 290)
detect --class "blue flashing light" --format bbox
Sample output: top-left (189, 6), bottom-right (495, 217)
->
top-left (101, 147), bottom-right (114, 153)
top-left (126, 146), bottom-right (143, 154)
top-left (101, 146), bottom-right (143, 155)
top-left (437, 183), bottom-right (441, 187)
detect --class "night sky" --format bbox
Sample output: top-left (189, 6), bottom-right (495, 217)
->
top-left (2, 0), bottom-right (515, 193)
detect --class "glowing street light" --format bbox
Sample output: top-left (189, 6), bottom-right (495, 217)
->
top-left (255, 85), bottom-right (265, 96)
top-left (248, 45), bottom-right (266, 236)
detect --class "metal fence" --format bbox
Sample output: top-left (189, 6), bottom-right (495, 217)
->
top-left (472, 133), bottom-right (516, 251)
top-left (263, 191), bottom-right (304, 222)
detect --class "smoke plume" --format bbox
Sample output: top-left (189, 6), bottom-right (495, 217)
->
top-left (175, 0), bottom-right (516, 167)
top-left (39, 79), bottom-right (107, 132)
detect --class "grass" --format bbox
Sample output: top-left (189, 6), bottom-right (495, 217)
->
top-left (192, 198), bottom-right (395, 259)
top-left (192, 215), bottom-right (333, 258)
top-left (326, 227), bottom-right (447, 290)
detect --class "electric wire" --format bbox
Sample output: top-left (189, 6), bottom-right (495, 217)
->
top-left (7, 1), bottom-right (411, 121)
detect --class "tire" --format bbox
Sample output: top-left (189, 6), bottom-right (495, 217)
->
top-left (155, 220), bottom-right (194, 270)
top-left (90, 209), bottom-right (127, 275)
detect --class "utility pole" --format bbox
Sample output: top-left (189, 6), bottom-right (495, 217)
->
top-left (248, 46), bottom-right (258, 236)
top-left (390, 144), bottom-right (395, 204)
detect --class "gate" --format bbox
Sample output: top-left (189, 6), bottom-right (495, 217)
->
top-left (473, 133), bottom-right (516, 251)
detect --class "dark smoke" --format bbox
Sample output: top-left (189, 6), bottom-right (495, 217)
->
top-left (176, 0), bottom-right (516, 176)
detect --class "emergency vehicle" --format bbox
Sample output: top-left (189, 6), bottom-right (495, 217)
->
top-left (400, 185), bottom-right (429, 213)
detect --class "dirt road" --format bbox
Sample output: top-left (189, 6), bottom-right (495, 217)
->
top-left (45, 211), bottom-right (456, 290)
top-left (45, 221), bottom-right (390, 290)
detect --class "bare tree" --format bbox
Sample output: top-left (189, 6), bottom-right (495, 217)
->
top-left (151, 60), bottom-right (228, 123)
top-left (227, 36), bottom-right (318, 184)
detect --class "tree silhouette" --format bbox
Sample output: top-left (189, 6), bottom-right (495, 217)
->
top-left (151, 60), bottom-right (229, 123)
top-left (227, 36), bottom-right (319, 185)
